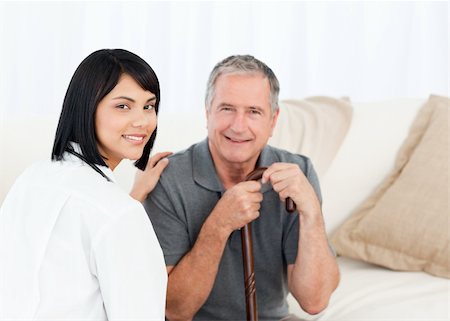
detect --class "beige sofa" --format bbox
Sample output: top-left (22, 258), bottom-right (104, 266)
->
top-left (1, 96), bottom-right (448, 320)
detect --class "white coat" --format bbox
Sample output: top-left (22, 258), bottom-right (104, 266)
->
top-left (0, 147), bottom-right (167, 320)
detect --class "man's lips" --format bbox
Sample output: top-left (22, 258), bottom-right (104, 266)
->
top-left (225, 135), bottom-right (251, 143)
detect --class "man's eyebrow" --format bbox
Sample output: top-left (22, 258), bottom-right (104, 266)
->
top-left (217, 103), bottom-right (235, 108)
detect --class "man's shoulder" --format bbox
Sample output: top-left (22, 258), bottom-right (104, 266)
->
top-left (167, 142), bottom-right (197, 161)
top-left (264, 144), bottom-right (311, 167)
top-left (158, 140), bottom-right (206, 183)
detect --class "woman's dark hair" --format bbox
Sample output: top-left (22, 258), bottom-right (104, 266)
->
top-left (52, 48), bottom-right (160, 171)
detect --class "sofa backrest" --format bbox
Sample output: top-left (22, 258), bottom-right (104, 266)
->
top-left (319, 98), bottom-right (425, 233)
top-left (0, 98), bottom-right (426, 236)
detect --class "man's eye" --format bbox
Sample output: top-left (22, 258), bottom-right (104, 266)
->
top-left (144, 105), bottom-right (155, 111)
top-left (116, 104), bottom-right (130, 110)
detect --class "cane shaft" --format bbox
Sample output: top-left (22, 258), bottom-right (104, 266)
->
top-left (241, 167), bottom-right (297, 321)
top-left (241, 224), bottom-right (257, 321)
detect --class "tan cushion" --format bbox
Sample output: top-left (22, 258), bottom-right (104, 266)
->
top-left (332, 95), bottom-right (449, 278)
top-left (269, 96), bottom-right (353, 178)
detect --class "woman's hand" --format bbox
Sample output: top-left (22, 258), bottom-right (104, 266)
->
top-left (130, 151), bottom-right (172, 202)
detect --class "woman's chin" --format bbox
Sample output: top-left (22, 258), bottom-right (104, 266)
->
top-left (126, 150), bottom-right (145, 161)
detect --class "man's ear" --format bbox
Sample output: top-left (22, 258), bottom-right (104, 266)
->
top-left (205, 105), bottom-right (210, 129)
top-left (269, 108), bottom-right (280, 137)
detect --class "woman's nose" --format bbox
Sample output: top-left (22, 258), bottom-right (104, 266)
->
top-left (131, 109), bottom-right (152, 128)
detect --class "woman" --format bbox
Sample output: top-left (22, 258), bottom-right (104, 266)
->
top-left (0, 49), bottom-right (169, 319)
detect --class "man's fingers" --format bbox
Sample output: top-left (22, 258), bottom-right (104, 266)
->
top-left (241, 180), bottom-right (262, 192)
top-left (262, 163), bottom-right (286, 183)
top-left (262, 163), bottom-right (299, 184)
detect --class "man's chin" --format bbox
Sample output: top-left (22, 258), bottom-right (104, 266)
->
top-left (223, 154), bottom-right (255, 165)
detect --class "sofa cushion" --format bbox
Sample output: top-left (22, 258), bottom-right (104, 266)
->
top-left (269, 96), bottom-right (353, 179)
top-left (319, 98), bottom-right (425, 234)
top-left (332, 95), bottom-right (449, 278)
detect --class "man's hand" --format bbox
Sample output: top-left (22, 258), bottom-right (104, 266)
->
top-left (130, 151), bottom-right (172, 202)
top-left (262, 163), bottom-right (321, 220)
top-left (209, 181), bottom-right (263, 236)
top-left (164, 180), bottom-right (262, 320)
top-left (262, 163), bottom-right (339, 314)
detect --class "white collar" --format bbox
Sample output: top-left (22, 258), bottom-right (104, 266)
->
top-left (64, 142), bottom-right (115, 182)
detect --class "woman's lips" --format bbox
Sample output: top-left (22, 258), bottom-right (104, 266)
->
top-left (122, 134), bottom-right (146, 144)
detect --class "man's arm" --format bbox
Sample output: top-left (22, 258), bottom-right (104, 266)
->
top-left (164, 180), bottom-right (263, 321)
top-left (287, 213), bottom-right (339, 314)
top-left (164, 216), bottom-right (228, 321)
top-left (263, 162), bottom-right (340, 315)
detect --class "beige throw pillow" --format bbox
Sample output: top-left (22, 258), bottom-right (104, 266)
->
top-left (332, 95), bottom-right (449, 278)
top-left (269, 96), bottom-right (353, 179)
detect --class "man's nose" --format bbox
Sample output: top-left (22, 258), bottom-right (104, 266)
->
top-left (230, 112), bottom-right (247, 132)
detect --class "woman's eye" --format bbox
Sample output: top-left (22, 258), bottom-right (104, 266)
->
top-left (116, 104), bottom-right (130, 110)
top-left (144, 105), bottom-right (155, 111)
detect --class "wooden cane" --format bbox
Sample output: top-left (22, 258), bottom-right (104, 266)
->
top-left (242, 167), bottom-right (296, 321)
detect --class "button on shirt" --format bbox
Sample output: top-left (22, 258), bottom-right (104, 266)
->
top-left (0, 148), bottom-right (167, 320)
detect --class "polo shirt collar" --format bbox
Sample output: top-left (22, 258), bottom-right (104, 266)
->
top-left (193, 139), bottom-right (277, 194)
top-left (193, 139), bottom-right (224, 192)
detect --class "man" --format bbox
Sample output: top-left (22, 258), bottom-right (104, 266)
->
top-left (144, 55), bottom-right (339, 320)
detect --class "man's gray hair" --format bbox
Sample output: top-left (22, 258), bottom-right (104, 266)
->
top-left (205, 55), bottom-right (280, 113)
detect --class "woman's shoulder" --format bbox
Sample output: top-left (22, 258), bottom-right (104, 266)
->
top-left (11, 159), bottom-right (67, 189)
top-left (2, 159), bottom-right (147, 250)
top-left (18, 159), bottom-right (140, 216)
top-left (64, 163), bottom-right (139, 214)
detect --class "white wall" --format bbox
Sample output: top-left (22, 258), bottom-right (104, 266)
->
top-left (0, 1), bottom-right (448, 178)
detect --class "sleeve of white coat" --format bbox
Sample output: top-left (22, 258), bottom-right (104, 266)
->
top-left (91, 201), bottom-right (167, 320)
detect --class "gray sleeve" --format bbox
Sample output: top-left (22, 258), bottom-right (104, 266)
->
top-left (143, 180), bottom-right (190, 266)
top-left (304, 158), bottom-right (322, 205)
top-left (304, 158), bottom-right (336, 256)
top-left (283, 157), bottom-right (323, 264)
top-left (283, 214), bottom-right (300, 264)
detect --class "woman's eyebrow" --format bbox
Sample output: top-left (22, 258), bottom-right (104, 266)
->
top-left (112, 95), bottom-right (156, 103)
top-left (112, 96), bottom-right (135, 102)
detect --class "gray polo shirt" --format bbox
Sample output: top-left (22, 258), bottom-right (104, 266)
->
top-left (144, 139), bottom-right (322, 321)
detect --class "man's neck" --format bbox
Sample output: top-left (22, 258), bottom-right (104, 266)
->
top-left (212, 157), bottom-right (258, 190)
